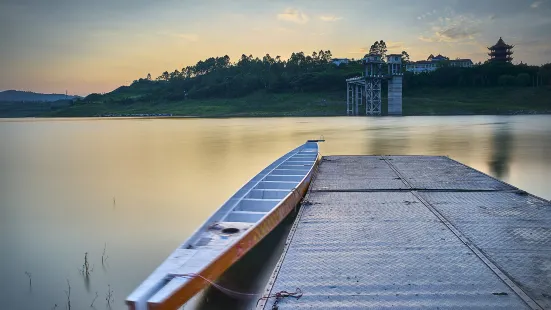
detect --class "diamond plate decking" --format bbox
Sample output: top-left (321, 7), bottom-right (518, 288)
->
top-left (258, 156), bottom-right (551, 310)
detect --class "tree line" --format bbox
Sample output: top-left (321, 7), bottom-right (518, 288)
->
top-left (84, 40), bottom-right (551, 103)
top-left (149, 50), bottom-right (351, 100)
top-left (404, 62), bottom-right (550, 90)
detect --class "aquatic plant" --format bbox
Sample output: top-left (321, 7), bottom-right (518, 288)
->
top-left (90, 291), bottom-right (99, 308)
top-left (24, 271), bottom-right (32, 288)
top-left (106, 284), bottom-right (114, 308)
top-left (79, 252), bottom-right (94, 276)
top-left (64, 279), bottom-right (71, 310)
top-left (102, 243), bottom-right (109, 266)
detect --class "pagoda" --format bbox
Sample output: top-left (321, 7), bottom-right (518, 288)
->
top-left (488, 37), bottom-right (514, 63)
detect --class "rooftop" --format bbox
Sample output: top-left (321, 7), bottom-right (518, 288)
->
top-left (489, 37), bottom-right (514, 49)
top-left (407, 58), bottom-right (473, 65)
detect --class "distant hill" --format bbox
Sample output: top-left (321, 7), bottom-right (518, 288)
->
top-left (0, 90), bottom-right (81, 102)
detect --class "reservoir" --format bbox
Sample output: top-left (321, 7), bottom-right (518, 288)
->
top-left (1, 116), bottom-right (550, 310)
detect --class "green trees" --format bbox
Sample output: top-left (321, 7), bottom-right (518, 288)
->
top-left (498, 75), bottom-right (516, 86)
top-left (85, 46), bottom-right (550, 104)
top-left (401, 51), bottom-right (410, 62)
top-left (515, 73), bottom-right (531, 87)
top-left (365, 40), bottom-right (387, 58)
top-left (540, 64), bottom-right (551, 86)
top-left (403, 61), bottom-right (545, 90)
top-left (157, 71), bottom-right (169, 81)
top-left (130, 50), bottom-right (341, 100)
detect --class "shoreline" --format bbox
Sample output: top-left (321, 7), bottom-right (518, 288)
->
top-left (2, 87), bottom-right (550, 118)
top-left (2, 111), bottom-right (551, 120)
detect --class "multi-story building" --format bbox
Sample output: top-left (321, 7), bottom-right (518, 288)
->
top-left (405, 54), bottom-right (473, 74)
top-left (488, 37), bottom-right (514, 63)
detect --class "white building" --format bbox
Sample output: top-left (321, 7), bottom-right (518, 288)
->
top-left (405, 54), bottom-right (473, 74)
top-left (406, 61), bottom-right (439, 74)
top-left (331, 58), bottom-right (350, 66)
top-left (448, 59), bottom-right (474, 68)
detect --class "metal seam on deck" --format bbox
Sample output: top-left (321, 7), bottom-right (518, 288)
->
top-left (446, 156), bottom-right (551, 203)
top-left (411, 192), bottom-right (544, 310)
top-left (259, 155), bottom-right (549, 309)
top-left (381, 155), bottom-right (414, 189)
top-left (311, 189), bottom-right (527, 193)
top-left (382, 156), bottom-right (544, 310)
top-left (446, 156), bottom-right (520, 191)
top-left (257, 196), bottom-right (306, 309)
top-left (257, 156), bottom-right (322, 310)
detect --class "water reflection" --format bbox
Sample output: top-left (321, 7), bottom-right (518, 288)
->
top-left (190, 212), bottom-right (295, 310)
top-left (83, 274), bottom-right (91, 293)
top-left (0, 116), bottom-right (550, 310)
top-left (488, 122), bottom-right (512, 179)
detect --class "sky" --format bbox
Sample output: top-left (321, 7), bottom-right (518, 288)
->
top-left (1, 0), bottom-right (550, 96)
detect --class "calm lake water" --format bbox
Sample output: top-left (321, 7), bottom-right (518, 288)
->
top-left (1, 116), bottom-right (550, 310)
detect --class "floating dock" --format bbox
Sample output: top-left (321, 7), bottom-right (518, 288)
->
top-left (258, 156), bottom-right (551, 310)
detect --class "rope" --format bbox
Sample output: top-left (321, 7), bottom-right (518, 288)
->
top-left (174, 273), bottom-right (257, 299)
top-left (256, 287), bottom-right (303, 309)
top-left (175, 273), bottom-right (302, 309)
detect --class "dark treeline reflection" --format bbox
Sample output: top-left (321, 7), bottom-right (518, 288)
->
top-left (489, 123), bottom-right (512, 179)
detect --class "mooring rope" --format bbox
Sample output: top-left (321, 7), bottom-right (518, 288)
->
top-left (174, 273), bottom-right (257, 299)
top-left (256, 287), bottom-right (303, 309)
top-left (174, 273), bottom-right (303, 308)
top-left (174, 273), bottom-right (302, 309)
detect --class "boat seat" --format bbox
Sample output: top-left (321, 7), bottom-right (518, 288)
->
top-left (233, 198), bottom-right (279, 212)
top-left (272, 169), bottom-right (308, 176)
top-left (224, 211), bottom-right (266, 223)
top-left (246, 189), bottom-right (290, 199)
top-left (255, 181), bottom-right (299, 190)
top-left (264, 175), bottom-right (304, 182)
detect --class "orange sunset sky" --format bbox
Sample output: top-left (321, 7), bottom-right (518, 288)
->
top-left (1, 0), bottom-right (550, 96)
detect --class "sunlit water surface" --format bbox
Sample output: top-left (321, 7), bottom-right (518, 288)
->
top-left (1, 116), bottom-right (550, 310)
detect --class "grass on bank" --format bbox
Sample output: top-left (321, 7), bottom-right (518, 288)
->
top-left (404, 87), bottom-right (551, 115)
top-left (46, 91), bottom-right (345, 117)
top-left (35, 86), bottom-right (551, 118)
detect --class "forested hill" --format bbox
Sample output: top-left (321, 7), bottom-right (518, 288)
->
top-left (82, 48), bottom-right (551, 106)
top-left (87, 50), bottom-right (348, 103)
top-left (0, 90), bottom-right (79, 102)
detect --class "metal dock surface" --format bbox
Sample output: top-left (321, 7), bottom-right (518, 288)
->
top-left (258, 156), bottom-right (551, 310)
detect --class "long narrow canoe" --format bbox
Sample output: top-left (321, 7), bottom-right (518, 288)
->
top-left (126, 141), bottom-right (321, 310)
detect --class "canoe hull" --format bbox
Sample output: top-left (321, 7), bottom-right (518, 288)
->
top-left (127, 153), bottom-right (319, 310)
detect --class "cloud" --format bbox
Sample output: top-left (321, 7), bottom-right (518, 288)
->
top-left (419, 14), bottom-right (482, 42)
top-left (277, 8), bottom-right (309, 24)
top-left (348, 41), bottom-right (405, 55)
top-left (531, 1), bottom-right (543, 8)
top-left (417, 9), bottom-right (438, 20)
top-left (275, 27), bottom-right (293, 33)
top-left (348, 47), bottom-right (368, 54)
top-left (319, 15), bottom-right (342, 22)
top-left (177, 33), bottom-right (199, 42)
top-left (515, 38), bottom-right (543, 45)
top-left (437, 27), bottom-right (477, 41)
top-left (386, 41), bottom-right (404, 50)
top-left (418, 36), bottom-right (434, 43)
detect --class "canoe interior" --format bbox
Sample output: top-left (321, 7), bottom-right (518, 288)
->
top-left (126, 142), bottom-right (319, 310)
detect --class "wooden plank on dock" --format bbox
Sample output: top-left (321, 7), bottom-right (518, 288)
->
top-left (258, 156), bottom-right (550, 310)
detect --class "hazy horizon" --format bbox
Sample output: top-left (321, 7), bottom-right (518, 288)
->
top-left (1, 0), bottom-right (550, 96)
